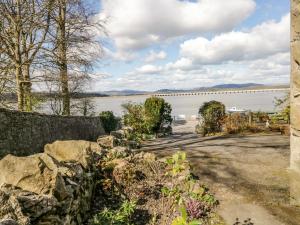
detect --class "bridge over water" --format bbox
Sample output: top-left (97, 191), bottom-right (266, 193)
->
top-left (153, 88), bottom-right (290, 97)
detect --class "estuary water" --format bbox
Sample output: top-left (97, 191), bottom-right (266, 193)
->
top-left (90, 91), bottom-right (288, 118)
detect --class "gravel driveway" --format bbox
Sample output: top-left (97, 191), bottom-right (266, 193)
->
top-left (141, 121), bottom-right (300, 225)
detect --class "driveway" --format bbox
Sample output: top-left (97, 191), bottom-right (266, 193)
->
top-left (141, 121), bottom-right (300, 225)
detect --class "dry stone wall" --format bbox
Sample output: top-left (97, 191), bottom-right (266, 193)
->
top-left (0, 140), bottom-right (102, 225)
top-left (0, 108), bottom-right (105, 158)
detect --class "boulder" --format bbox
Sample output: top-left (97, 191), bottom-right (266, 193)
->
top-left (44, 140), bottom-right (102, 169)
top-left (0, 149), bottom-right (96, 224)
top-left (0, 154), bottom-right (61, 196)
top-left (97, 135), bottom-right (116, 149)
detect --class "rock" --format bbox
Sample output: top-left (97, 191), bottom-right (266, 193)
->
top-left (0, 154), bottom-right (61, 196)
top-left (110, 130), bottom-right (125, 139)
top-left (44, 140), bottom-right (102, 169)
top-left (109, 146), bottom-right (131, 159)
top-left (0, 184), bottom-right (59, 225)
top-left (0, 219), bottom-right (19, 225)
top-left (127, 140), bottom-right (141, 149)
top-left (0, 151), bottom-right (96, 224)
top-left (97, 135), bottom-right (116, 149)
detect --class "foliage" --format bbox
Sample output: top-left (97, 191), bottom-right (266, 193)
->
top-left (171, 206), bottom-right (201, 225)
top-left (187, 183), bottom-right (218, 207)
top-left (252, 111), bottom-right (269, 123)
top-left (144, 97), bottom-right (173, 134)
top-left (161, 186), bottom-right (183, 205)
top-left (91, 200), bottom-right (136, 225)
top-left (198, 101), bottom-right (225, 136)
top-left (122, 97), bottom-right (172, 138)
top-left (166, 151), bottom-right (188, 176)
top-left (122, 103), bottom-right (148, 135)
top-left (100, 111), bottom-right (120, 134)
top-left (224, 113), bottom-right (249, 134)
top-left (186, 199), bottom-right (206, 219)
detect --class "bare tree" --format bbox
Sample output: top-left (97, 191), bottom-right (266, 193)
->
top-left (42, 0), bottom-right (104, 115)
top-left (0, 0), bottom-right (53, 111)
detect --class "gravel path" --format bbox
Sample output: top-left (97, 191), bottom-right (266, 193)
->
top-left (141, 121), bottom-right (300, 225)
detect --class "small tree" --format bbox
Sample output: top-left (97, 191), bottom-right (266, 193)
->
top-left (144, 97), bottom-right (173, 135)
top-left (99, 111), bottom-right (120, 134)
top-left (198, 101), bottom-right (225, 136)
top-left (122, 103), bottom-right (147, 135)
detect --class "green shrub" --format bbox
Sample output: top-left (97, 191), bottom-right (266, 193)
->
top-left (122, 97), bottom-right (173, 138)
top-left (122, 103), bottom-right (147, 135)
top-left (100, 111), bottom-right (120, 134)
top-left (198, 101), bottom-right (225, 136)
top-left (91, 200), bottom-right (136, 225)
top-left (144, 97), bottom-right (173, 134)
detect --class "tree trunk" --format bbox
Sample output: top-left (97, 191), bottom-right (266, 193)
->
top-left (291, 0), bottom-right (300, 173)
top-left (23, 63), bottom-right (32, 112)
top-left (57, 0), bottom-right (70, 116)
top-left (15, 0), bottom-right (24, 111)
top-left (15, 65), bottom-right (24, 111)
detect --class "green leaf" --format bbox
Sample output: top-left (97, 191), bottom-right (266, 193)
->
top-left (171, 217), bottom-right (186, 225)
top-left (180, 206), bottom-right (188, 221)
top-left (188, 220), bottom-right (201, 225)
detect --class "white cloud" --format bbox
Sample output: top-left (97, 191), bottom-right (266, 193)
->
top-left (136, 64), bottom-right (162, 74)
top-left (98, 50), bottom-right (290, 91)
top-left (103, 47), bottom-right (137, 62)
top-left (165, 58), bottom-right (195, 71)
top-left (180, 14), bottom-right (290, 64)
top-left (99, 0), bottom-right (256, 51)
top-left (145, 50), bottom-right (167, 62)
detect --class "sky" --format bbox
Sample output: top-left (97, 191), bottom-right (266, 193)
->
top-left (92, 0), bottom-right (290, 92)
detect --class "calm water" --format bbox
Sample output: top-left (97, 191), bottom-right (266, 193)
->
top-left (90, 91), bottom-right (288, 118)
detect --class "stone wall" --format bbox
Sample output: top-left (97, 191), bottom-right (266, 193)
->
top-left (0, 140), bottom-right (102, 225)
top-left (0, 108), bottom-right (105, 158)
top-left (291, 1), bottom-right (300, 173)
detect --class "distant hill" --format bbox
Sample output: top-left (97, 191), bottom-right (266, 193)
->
top-left (155, 89), bottom-right (189, 93)
top-left (156, 83), bottom-right (266, 93)
top-left (101, 90), bottom-right (150, 96)
top-left (211, 83), bottom-right (264, 89)
top-left (100, 83), bottom-right (288, 96)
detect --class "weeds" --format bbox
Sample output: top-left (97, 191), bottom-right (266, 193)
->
top-left (166, 151), bottom-right (188, 176)
top-left (91, 200), bottom-right (136, 225)
top-left (171, 206), bottom-right (201, 225)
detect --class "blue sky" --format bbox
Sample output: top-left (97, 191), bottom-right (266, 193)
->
top-left (92, 0), bottom-right (290, 91)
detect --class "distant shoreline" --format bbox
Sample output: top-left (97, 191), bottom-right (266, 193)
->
top-left (95, 86), bottom-right (289, 98)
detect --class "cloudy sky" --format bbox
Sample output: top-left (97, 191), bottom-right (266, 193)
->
top-left (93, 0), bottom-right (290, 91)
